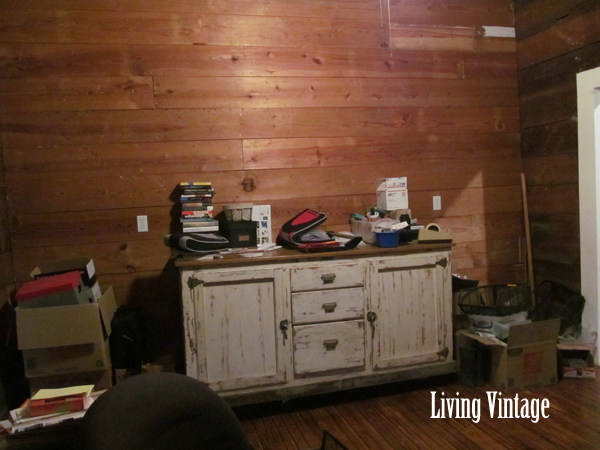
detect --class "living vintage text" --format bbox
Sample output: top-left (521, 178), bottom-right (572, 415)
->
top-left (430, 391), bottom-right (550, 423)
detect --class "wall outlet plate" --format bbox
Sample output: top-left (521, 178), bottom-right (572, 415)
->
top-left (433, 196), bottom-right (441, 211)
top-left (137, 215), bottom-right (149, 232)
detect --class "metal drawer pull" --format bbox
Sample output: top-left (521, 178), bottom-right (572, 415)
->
top-left (322, 302), bottom-right (337, 313)
top-left (323, 339), bottom-right (339, 351)
top-left (321, 273), bottom-right (336, 284)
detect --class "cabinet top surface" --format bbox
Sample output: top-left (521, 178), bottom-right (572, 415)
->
top-left (174, 242), bottom-right (452, 270)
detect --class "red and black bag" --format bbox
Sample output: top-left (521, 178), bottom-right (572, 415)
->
top-left (276, 209), bottom-right (329, 249)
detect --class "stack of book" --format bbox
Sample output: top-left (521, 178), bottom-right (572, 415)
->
top-left (4, 385), bottom-right (102, 434)
top-left (179, 182), bottom-right (219, 233)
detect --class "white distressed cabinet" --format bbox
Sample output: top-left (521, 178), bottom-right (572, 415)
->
top-left (177, 243), bottom-right (454, 405)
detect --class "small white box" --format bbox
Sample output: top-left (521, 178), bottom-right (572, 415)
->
top-left (377, 189), bottom-right (408, 211)
top-left (377, 177), bottom-right (407, 190)
top-left (376, 178), bottom-right (409, 210)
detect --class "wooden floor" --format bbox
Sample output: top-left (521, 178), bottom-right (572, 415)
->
top-left (236, 370), bottom-right (600, 450)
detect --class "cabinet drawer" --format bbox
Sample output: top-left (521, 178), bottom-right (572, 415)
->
top-left (290, 263), bottom-right (363, 292)
top-left (293, 321), bottom-right (365, 375)
top-left (292, 288), bottom-right (364, 325)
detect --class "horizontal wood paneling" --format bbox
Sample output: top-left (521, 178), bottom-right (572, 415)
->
top-left (527, 184), bottom-right (579, 215)
top-left (0, 44), bottom-right (523, 80)
top-left (391, 26), bottom-right (515, 53)
top-left (462, 51), bottom-right (517, 79)
top-left (10, 206), bottom-right (173, 249)
top-left (4, 134), bottom-right (520, 183)
top-left (517, 41), bottom-right (600, 129)
top-left (0, 11), bottom-right (385, 48)
top-left (0, 107), bottom-right (519, 146)
top-left (532, 241), bottom-right (580, 273)
top-left (243, 134), bottom-right (520, 170)
top-left (2, 0), bottom-right (383, 21)
top-left (456, 264), bottom-right (526, 286)
top-left (517, 40), bottom-right (600, 96)
top-left (154, 77), bottom-right (518, 109)
top-left (0, 76), bottom-right (155, 112)
top-left (519, 81), bottom-right (575, 129)
top-left (451, 238), bottom-right (523, 270)
top-left (522, 154), bottom-right (579, 185)
top-left (12, 240), bottom-right (173, 281)
top-left (521, 120), bottom-right (578, 158)
top-left (2, 0), bottom-right (515, 27)
top-left (0, 0), bottom-right (522, 362)
top-left (3, 140), bottom-right (243, 181)
top-left (390, 0), bottom-right (514, 28)
top-left (5, 158), bottom-right (522, 214)
top-left (514, 0), bottom-right (592, 39)
top-left (516, 0), bottom-right (600, 69)
top-left (531, 214), bottom-right (580, 252)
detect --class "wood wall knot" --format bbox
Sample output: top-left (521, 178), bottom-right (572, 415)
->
top-left (242, 177), bottom-right (256, 192)
top-left (120, 80), bottom-right (136, 91)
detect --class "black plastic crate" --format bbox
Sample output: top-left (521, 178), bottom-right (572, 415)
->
top-left (457, 284), bottom-right (532, 316)
top-left (528, 280), bottom-right (585, 336)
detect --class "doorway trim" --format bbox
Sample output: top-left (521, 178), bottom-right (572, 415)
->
top-left (577, 66), bottom-right (600, 359)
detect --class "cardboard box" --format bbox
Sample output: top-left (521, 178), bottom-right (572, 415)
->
top-left (16, 287), bottom-right (118, 378)
top-left (31, 257), bottom-right (102, 303)
top-left (377, 189), bottom-right (408, 211)
top-left (376, 178), bottom-right (409, 211)
top-left (456, 319), bottom-right (560, 392)
top-left (377, 177), bottom-right (407, 189)
top-left (557, 344), bottom-right (596, 379)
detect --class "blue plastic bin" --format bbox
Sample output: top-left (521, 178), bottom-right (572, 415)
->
top-left (374, 230), bottom-right (400, 248)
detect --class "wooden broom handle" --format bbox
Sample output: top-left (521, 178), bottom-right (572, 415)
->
top-left (521, 173), bottom-right (535, 304)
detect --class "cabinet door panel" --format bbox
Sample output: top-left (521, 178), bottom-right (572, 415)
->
top-left (370, 253), bottom-right (450, 370)
top-left (188, 267), bottom-right (287, 391)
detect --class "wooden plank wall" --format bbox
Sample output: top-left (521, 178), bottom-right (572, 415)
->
top-left (0, 0), bottom-right (521, 361)
top-left (515, 0), bottom-right (600, 293)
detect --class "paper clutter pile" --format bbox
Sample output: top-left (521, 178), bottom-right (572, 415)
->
top-left (2, 385), bottom-right (104, 434)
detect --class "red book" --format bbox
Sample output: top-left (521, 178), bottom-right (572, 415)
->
top-left (28, 396), bottom-right (85, 417)
top-left (15, 271), bottom-right (82, 303)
